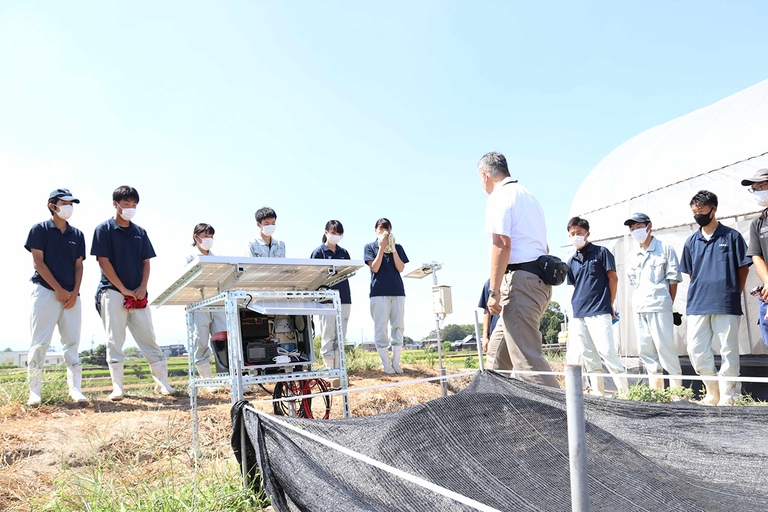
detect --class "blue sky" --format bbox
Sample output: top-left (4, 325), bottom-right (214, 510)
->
top-left (2, 1), bottom-right (766, 351)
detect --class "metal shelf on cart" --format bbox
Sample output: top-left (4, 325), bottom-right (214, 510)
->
top-left (188, 368), bottom-right (346, 388)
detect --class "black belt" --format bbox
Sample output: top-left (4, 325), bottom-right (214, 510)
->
top-left (506, 260), bottom-right (538, 275)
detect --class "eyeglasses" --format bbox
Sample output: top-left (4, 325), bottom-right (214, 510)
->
top-left (749, 183), bottom-right (768, 193)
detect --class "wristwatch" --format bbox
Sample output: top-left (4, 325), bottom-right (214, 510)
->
top-left (489, 289), bottom-right (501, 297)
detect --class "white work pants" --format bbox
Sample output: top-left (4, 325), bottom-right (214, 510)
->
top-left (101, 289), bottom-right (164, 364)
top-left (687, 314), bottom-right (741, 399)
top-left (634, 311), bottom-right (682, 376)
top-left (319, 304), bottom-right (351, 358)
top-left (370, 296), bottom-right (405, 348)
top-left (29, 284), bottom-right (81, 371)
top-left (567, 314), bottom-right (626, 382)
top-left (192, 311), bottom-right (226, 365)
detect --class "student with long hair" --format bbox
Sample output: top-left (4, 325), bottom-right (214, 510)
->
top-left (310, 220), bottom-right (351, 388)
top-left (363, 218), bottom-right (409, 374)
top-left (186, 223), bottom-right (226, 389)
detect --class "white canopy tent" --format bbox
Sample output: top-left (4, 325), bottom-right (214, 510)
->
top-left (569, 79), bottom-right (768, 358)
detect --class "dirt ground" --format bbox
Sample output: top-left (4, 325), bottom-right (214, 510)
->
top-left (1, 364), bottom-right (518, 511)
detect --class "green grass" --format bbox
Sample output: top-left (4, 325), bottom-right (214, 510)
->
top-left (18, 412), bottom-right (270, 512)
top-left (618, 383), bottom-right (695, 404)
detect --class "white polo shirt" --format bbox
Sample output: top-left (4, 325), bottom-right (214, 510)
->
top-left (627, 236), bottom-right (682, 312)
top-left (484, 177), bottom-right (548, 264)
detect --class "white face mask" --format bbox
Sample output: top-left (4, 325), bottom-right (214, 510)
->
top-left (631, 227), bottom-right (649, 244)
top-left (261, 224), bottom-right (276, 237)
top-left (754, 190), bottom-right (768, 207)
top-left (570, 235), bottom-right (587, 250)
top-left (199, 237), bottom-right (214, 251)
top-left (119, 207), bottom-right (136, 221)
top-left (55, 204), bottom-right (73, 220)
top-left (327, 234), bottom-right (342, 245)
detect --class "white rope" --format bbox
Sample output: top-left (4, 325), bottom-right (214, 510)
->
top-left (250, 371), bottom-right (476, 405)
top-left (244, 405), bottom-right (502, 512)
top-left (249, 367), bottom-right (768, 405)
top-left (495, 369), bottom-right (768, 384)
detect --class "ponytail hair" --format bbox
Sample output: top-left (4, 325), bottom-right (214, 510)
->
top-left (322, 219), bottom-right (344, 243)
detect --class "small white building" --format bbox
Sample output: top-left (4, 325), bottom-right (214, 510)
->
top-left (0, 350), bottom-right (65, 368)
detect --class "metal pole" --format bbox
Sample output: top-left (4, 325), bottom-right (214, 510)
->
top-left (432, 265), bottom-right (447, 397)
top-left (473, 310), bottom-right (485, 371)
top-left (240, 413), bottom-right (249, 487)
top-left (565, 365), bottom-right (591, 512)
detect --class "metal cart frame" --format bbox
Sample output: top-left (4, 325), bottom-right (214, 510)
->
top-left (152, 256), bottom-right (361, 458)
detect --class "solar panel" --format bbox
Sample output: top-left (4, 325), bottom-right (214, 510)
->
top-left (151, 255), bottom-right (364, 307)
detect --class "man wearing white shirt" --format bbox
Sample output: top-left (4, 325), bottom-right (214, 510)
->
top-left (625, 213), bottom-right (683, 390)
top-left (478, 152), bottom-right (558, 388)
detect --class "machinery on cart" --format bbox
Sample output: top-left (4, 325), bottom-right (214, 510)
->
top-left (151, 256), bottom-right (363, 450)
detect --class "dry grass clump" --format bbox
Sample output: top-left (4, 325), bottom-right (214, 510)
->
top-left (0, 365), bottom-right (481, 511)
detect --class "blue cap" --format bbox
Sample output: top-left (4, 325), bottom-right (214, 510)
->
top-left (48, 188), bottom-right (80, 203)
top-left (624, 212), bottom-right (650, 226)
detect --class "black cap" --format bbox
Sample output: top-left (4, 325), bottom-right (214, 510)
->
top-left (741, 168), bottom-right (768, 186)
top-left (623, 212), bottom-right (651, 226)
top-left (48, 188), bottom-right (80, 203)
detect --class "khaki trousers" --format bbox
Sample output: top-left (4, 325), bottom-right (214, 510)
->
top-left (319, 304), bottom-right (352, 358)
top-left (486, 270), bottom-right (559, 388)
top-left (101, 288), bottom-right (165, 365)
top-left (29, 284), bottom-right (82, 371)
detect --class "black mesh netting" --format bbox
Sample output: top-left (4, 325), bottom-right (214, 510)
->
top-left (231, 371), bottom-right (768, 511)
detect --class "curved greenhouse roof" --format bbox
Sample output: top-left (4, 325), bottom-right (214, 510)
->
top-left (570, 79), bottom-right (768, 241)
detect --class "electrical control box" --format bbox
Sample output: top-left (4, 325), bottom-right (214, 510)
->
top-left (211, 309), bottom-right (315, 373)
top-left (432, 285), bottom-right (453, 315)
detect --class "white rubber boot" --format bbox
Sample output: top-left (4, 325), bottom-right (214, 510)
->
top-left (377, 347), bottom-right (395, 375)
top-left (67, 366), bottom-right (88, 403)
top-left (149, 360), bottom-right (176, 396)
top-left (196, 362), bottom-right (218, 393)
top-left (648, 375), bottom-right (665, 390)
top-left (323, 352), bottom-right (341, 389)
top-left (391, 346), bottom-right (403, 374)
top-left (27, 368), bottom-right (43, 406)
top-left (108, 362), bottom-right (124, 401)
top-left (669, 378), bottom-right (683, 388)
top-left (700, 378), bottom-right (719, 406)
top-left (717, 378), bottom-right (740, 406)
top-left (613, 375), bottom-right (630, 396)
top-left (589, 375), bottom-right (605, 397)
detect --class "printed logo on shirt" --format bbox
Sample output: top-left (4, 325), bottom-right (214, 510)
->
top-left (719, 243), bottom-right (727, 247)
top-left (761, 226), bottom-right (768, 238)
top-left (68, 241), bottom-right (77, 245)
top-left (134, 236), bottom-right (142, 239)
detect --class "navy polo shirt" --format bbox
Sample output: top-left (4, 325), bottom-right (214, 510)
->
top-left (310, 244), bottom-right (352, 304)
top-left (24, 219), bottom-right (86, 292)
top-left (363, 241), bottom-right (409, 297)
top-left (567, 243), bottom-right (616, 318)
top-left (477, 279), bottom-right (500, 335)
top-left (91, 218), bottom-right (156, 294)
top-left (680, 223), bottom-right (751, 316)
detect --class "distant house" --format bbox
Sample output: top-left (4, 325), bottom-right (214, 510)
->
top-left (452, 335), bottom-right (478, 352)
top-left (360, 342), bottom-right (377, 352)
top-left (0, 351), bottom-right (64, 368)
top-left (160, 344), bottom-right (188, 357)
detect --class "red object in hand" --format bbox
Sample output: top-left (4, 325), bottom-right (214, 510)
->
top-left (123, 296), bottom-right (148, 309)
